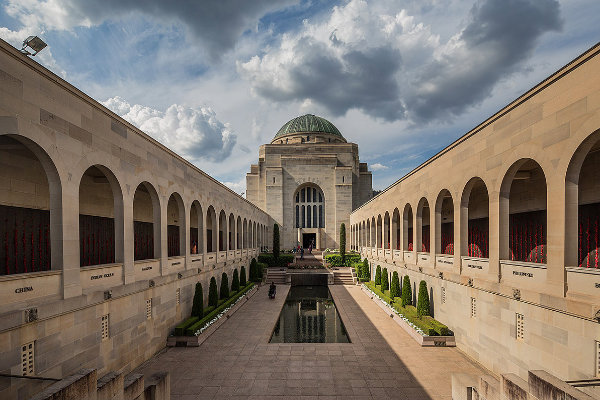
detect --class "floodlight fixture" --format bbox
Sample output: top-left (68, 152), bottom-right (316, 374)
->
top-left (20, 36), bottom-right (47, 56)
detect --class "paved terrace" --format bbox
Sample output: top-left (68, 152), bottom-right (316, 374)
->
top-left (135, 284), bottom-right (490, 399)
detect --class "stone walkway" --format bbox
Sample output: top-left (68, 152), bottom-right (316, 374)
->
top-left (135, 284), bottom-right (490, 399)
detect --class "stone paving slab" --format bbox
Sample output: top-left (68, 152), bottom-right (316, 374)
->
top-left (134, 284), bottom-right (490, 399)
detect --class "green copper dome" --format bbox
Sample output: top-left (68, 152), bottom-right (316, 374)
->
top-left (273, 114), bottom-right (344, 141)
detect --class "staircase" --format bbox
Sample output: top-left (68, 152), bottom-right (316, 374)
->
top-left (333, 267), bottom-right (356, 285)
top-left (265, 268), bottom-right (287, 284)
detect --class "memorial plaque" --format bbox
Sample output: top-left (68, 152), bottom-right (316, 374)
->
top-left (501, 260), bottom-right (547, 285)
top-left (81, 264), bottom-right (122, 289)
top-left (168, 256), bottom-right (185, 272)
top-left (134, 259), bottom-right (160, 280)
top-left (0, 271), bottom-right (61, 306)
top-left (393, 250), bottom-right (403, 260)
top-left (404, 251), bottom-right (415, 264)
top-left (565, 267), bottom-right (600, 297)
top-left (436, 255), bottom-right (454, 269)
top-left (417, 252), bottom-right (431, 265)
top-left (461, 256), bottom-right (490, 277)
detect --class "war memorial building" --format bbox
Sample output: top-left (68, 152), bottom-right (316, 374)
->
top-left (1, 34), bottom-right (600, 399)
top-left (246, 114), bottom-right (373, 251)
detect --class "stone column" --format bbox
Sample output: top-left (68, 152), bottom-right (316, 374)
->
top-left (160, 198), bottom-right (168, 275)
top-left (122, 193), bottom-right (135, 284)
top-left (60, 184), bottom-right (82, 299)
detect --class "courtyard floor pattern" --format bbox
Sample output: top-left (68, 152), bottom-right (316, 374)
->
top-left (135, 284), bottom-right (489, 399)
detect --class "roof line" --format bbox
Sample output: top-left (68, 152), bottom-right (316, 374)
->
top-left (353, 41), bottom-right (600, 214)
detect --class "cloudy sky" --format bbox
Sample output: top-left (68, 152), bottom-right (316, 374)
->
top-left (1, 0), bottom-right (598, 195)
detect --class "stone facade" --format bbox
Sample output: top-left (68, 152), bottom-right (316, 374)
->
top-left (350, 43), bottom-right (600, 382)
top-left (0, 38), bottom-right (273, 399)
top-left (246, 115), bottom-right (372, 250)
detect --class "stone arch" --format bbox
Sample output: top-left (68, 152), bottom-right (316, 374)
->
top-left (0, 134), bottom-right (63, 274)
top-left (237, 216), bottom-right (242, 249)
top-left (79, 164), bottom-right (124, 266)
top-left (435, 189), bottom-right (454, 255)
top-left (499, 159), bottom-right (548, 263)
top-left (460, 177), bottom-right (490, 258)
top-left (376, 214), bottom-right (383, 248)
top-left (219, 210), bottom-right (227, 251)
top-left (206, 206), bottom-right (217, 253)
top-left (392, 208), bottom-right (400, 250)
top-left (294, 183), bottom-right (325, 229)
top-left (403, 204), bottom-right (413, 251)
top-left (228, 213), bottom-right (235, 250)
top-left (166, 192), bottom-right (185, 257)
top-left (384, 211), bottom-right (391, 249)
top-left (416, 197), bottom-right (430, 253)
top-left (132, 181), bottom-right (161, 260)
top-left (565, 129), bottom-right (600, 268)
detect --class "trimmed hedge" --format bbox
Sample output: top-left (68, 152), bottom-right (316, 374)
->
top-left (220, 272), bottom-right (229, 299)
top-left (417, 280), bottom-right (430, 317)
top-left (364, 281), bottom-right (449, 336)
top-left (361, 258), bottom-right (370, 280)
top-left (339, 223), bottom-right (346, 263)
top-left (401, 275), bottom-right (412, 307)
top-left (381, 268), bottom-right (389, 291)
top-left (273, 223), bottom-right (280, 260)
top-left (324, 253), bottom-right (361, 267)
top-left (185, 282), bottom-right (255, 335)
top-left (191, 282), bottom-right (203, 318)
top-left (375, 265), bottom-right (382, 285)
top-left (256, 262), bottom-right (267, 281)
top-left (258, 253), bottom-right (294, 268)
top-left (232, 269), bottom-right (240, 292)
top-left (390, 271), bottom-right (400, 298)
top-left (174, 316), bottom-right (199, 336)
top-left (240, 266), bottom-right (247, 287)
top-left (208, 277), bottom-right (218, 307)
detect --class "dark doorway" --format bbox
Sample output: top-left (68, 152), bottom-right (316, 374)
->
top-left (303, 233), bottom-right (316, 248)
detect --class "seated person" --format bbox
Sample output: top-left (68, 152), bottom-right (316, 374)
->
top-left (269, 281), bottom-right (276, 297)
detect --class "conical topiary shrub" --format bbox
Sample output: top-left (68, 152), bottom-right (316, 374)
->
top-left (250, 258), bottom-right (258, 282)
top-left (417, 280), bottom-right (430, 317)
top-left (390, 271), bottom-right (400, 299)
top-left (220, 272), bottom-right (229, 299)
top-left (232, 269), bottom-right (240, 292)
top-left (401, 275), bottom-right (412, 307)
top-left (191, 282), bottom-right (203, 318)
top-left (240, 265), bottom-right (247, 287)
top-left (362, 259), bottom-right (369, 280)
top-left (381, 268), bottom-right (389, 291)
top-left (375, 265), bottom-right (382, 285)
top-left (208, 277), bottom-right (218, 307)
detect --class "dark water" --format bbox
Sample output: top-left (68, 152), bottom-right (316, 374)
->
top-left (269, 286), bottom-right (350, 343)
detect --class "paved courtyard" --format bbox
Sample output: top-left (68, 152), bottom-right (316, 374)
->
top-left (135, 284), bottom-right (490, 399)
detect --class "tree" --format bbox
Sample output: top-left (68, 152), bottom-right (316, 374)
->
top-left (401, 275), bottom-right (412, 307)
top-left (191, 282), bottom-right (203, 318)
top-left (390, 271), bottom-right (400, 298)
top-left (250, 258), bottom-right (258, 282)
top-left (208, 277), bottom-right (218, 307)
top-left (273, 223), bottom-right (280, 260)
top-left (417, 280), bottom-right (430, 317)
top-left (232, 268), bottom-right (240, 292)
top-left (339, 223), bottom-right (346, 265)
top-left (375, 265), bottom-right (382, 285)
top-left (362, 259), bottom-right (370, 280)
top-left (240, 266), bottom-right (247, 287)
top-left (220, 272), bottom-right (229, 299)
top-left (381, 267), bottom-right (389, 291)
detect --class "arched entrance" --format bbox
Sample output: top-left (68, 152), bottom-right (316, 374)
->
top-left (294, 184), bottom-right (324, 249)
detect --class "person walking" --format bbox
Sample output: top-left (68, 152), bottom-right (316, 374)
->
top-left (300, 246), bottom-right (304, 260)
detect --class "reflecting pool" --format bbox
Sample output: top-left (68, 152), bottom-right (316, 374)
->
top-left (269, 286), bottom-right (350, 343)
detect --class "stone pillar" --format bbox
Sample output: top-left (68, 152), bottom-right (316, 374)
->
top-left (317, 229), bottom-right (321, 250)
top-left (546, 175), bottom-right (566, 296)
top-left (122, 193), bottom-right (135, 284)
top-left (160, 198), bottom-right (168, 275)
top-left (61, 184), bottom-right (82, 299)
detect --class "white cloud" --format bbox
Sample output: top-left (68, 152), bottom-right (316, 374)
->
top-left (222, 177), bottom-right (247, 197)
top-left (370, 163), bottom-right (389, 171)
top-left (102, 96), bottom-right (236, 162)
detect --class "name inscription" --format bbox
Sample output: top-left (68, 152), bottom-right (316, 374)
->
top-left (438, 259), bottom-right (453, 265)
top-left (15, 286), bottom-right (33, 293)
top-left (91, 272), bottom-right (114, 280)
top-left (467, 264), bottom-right (483, 270)
top-left (172, 262), bottom-right (181, 266)
top-left (141, 266), bottom-right (153, 271)
top-left (595, 283), bottom-right (600, 289)
top-left (512, 271), bottom-right (533, 278)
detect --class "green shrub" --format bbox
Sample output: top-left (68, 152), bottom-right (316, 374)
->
top-left (417, 280), bottom-right (430, 317)
top-left (256, 262), bottom-right (267, 281)
top-left (375, 265), bottom-right (382, 285)
top-left (361, 258), bottom-right (370, 280)
top-left (324, 253), bottom-right (361, 267)
top-left (208, 277), bottom-right (218, 307)
top-left (186, 283), bottom-right (255, 335)
top-left (232, 269), bottom-right (240, 292)
top-left (273, 223), bottom-right (280, 260)
top-left (426, 317), bottom-right (450, 336)
top-left (339, 223), bottom-right (346, 264)
top-left (381, 268), bottom-right (389, 291)
top-left (249, 258), bottom-right (257, 281)
top-left (390, 271), bottom-right (400, 298)
top-left (240, 266), bottom-right (247, 287)
top-left (401, 275), bottom-right (412, 307)
top-left (174, 317), bottom-right (198, 336)
top-left (191, 282), bottom-right (203, 318)
top-left (365, 281), bottom-right (392, 304)
top-left (258, 253), bottom-right (294, 267)
top-left (220, 272), bottom-right (229, 299)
